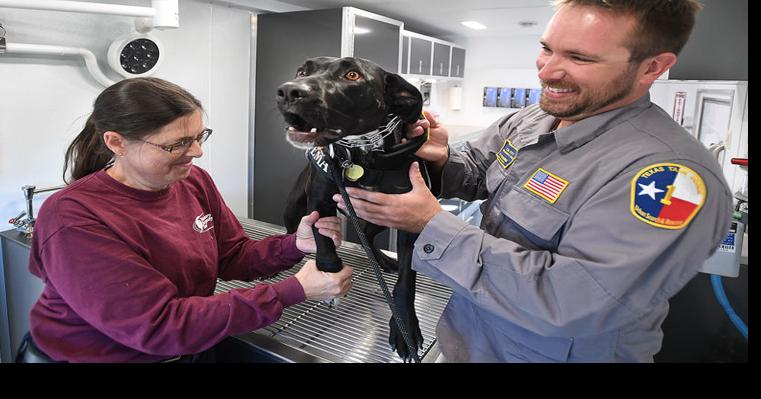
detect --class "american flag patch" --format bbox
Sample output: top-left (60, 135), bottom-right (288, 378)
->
top-left (523, 168), bottom-right (569, 204)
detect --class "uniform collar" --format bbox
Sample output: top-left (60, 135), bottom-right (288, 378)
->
top-left (553, 92), bottom-right (653, 153)
top-left (510, 113), bottom-right (558, 148)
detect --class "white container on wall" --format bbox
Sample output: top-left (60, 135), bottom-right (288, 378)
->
top-left (449, 85), bottom-right (462, 110)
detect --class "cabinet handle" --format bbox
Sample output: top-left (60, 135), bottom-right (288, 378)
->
top-left (456, 65), bottom-right (460, 76)
top-left (418, 60), bottom-right (422, 73)
top-left (439, 63), bottom-right (443, 74)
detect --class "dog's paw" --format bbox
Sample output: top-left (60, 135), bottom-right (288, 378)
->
top-left (388, 313), bottom-right (424, 362)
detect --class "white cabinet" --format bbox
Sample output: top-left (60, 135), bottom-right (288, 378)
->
top-left (408, 36), bottom-right (432, 75)
top-left (401, 30), bottom-right (465, 79)
top-left (450, 46), bottom-right (466, 78)
top-left (346, 9), bottom-right (405, 73)
top-left (432, 42), bottom-right (450, 77)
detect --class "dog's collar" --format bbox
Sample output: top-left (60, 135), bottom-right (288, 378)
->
top-left (335, 115), bottom-right (402, 150)
top-left (305, 112), bottom-right (429, 184)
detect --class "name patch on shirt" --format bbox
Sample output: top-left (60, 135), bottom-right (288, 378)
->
top-left (523, 168), bottom-right (569, 204)
top-left (496, 139), bottom-right (519, 169)
top-left (630, 163), bottom-right (706, 229)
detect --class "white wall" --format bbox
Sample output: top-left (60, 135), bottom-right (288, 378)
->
top-left (0, 0), bottom-right (253, 224)
top-left (427, 34), bottom-right (543, 129)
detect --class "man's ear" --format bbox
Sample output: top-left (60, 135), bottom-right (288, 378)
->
top-left (384, 73), bottom-right (423, 123)
top-left (639, 52), bottom-right (677, 85)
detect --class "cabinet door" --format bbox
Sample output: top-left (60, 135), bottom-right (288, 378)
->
top-left (253, 9), bottom-right (343, 225)
top-left (451, 47), bottom-right (466, 78)
top-left (353, 15), bottom-right (401, 73)
top-left (401, 35), bottom-right (409, 74)
top-left (409, 37), bottom-right (432, 75)
top-left (432, 42), bottom-right (450, 77)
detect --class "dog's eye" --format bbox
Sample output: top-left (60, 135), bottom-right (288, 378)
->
top-left (296, 70), bottom-right (306, 77)
top-left (344, 71), bottom-right (361, 81)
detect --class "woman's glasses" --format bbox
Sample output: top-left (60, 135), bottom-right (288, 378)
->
top-left (137, 128), bottom-right (213, 153)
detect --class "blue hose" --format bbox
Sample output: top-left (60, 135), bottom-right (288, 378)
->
top-left (710, 274), bottom-right (748, 340)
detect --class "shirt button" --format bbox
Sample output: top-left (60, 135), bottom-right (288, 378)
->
top-left (423, 244), bottom-right (435, 254)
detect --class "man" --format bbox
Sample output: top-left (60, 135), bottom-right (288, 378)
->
top-left (333, 0), bottom-right (733, 362)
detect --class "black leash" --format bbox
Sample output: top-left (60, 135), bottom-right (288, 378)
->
top-left (333, 177), bottom-right (421, 363)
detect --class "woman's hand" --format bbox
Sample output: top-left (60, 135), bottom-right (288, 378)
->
top-left (295, 211), bottom-right (342, 254)
top-left (294, 260), bottom-right (353, 301)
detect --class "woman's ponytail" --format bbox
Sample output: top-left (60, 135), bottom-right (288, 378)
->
top-left (63, 116), bottom-right (113, 183)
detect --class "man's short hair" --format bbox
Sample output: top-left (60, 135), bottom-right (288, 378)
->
top-left (552, 0), bottom-right (703, 63)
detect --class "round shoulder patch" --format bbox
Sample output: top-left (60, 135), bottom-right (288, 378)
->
top-left (630, 163), bottom-right (706, 229)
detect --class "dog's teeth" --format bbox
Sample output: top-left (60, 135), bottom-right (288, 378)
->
top-left (288, 126), bottom-right (296, 131)
top-left (310, 128), bottom-right (317, 133)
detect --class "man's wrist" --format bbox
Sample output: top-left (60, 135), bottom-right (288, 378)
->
top-left (432, 147), bottom-right (450, 171)
top-left (416, 207), bottom-right (444, 233)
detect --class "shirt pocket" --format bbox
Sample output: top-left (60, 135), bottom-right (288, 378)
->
top-left (478, 308), bottom-right (574, 362)
top-left (495, 188), bottom-right (570, 248)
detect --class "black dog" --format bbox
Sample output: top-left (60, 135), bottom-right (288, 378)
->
top-left (276, 56), bottom-right (427, 361)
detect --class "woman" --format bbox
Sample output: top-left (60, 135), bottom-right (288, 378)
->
top-left (21, 77), bottom-right (353, 362)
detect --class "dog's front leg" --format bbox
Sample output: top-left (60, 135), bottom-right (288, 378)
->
top-left (307, 169), bottom-right (342, 272)
top-left (388, 230), bottom-right (424, 361)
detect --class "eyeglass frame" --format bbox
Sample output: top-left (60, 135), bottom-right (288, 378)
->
top-left (135, 128), bottom-right (213, 153)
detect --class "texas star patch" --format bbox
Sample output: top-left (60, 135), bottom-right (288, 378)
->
top-left (496, 139), bottom-right (519, 169)
top-left (630, 163), bottom-right (706, 229)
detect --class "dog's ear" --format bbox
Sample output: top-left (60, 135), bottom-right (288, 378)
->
top-left (384, 73), bottom-right (423, 124)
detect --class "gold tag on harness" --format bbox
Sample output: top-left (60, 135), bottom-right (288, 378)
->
top-left (344, 164), bottom-right (365, 182)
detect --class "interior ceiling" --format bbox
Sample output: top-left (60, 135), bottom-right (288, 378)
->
top-left (267, 0), bottom-right (555, 42)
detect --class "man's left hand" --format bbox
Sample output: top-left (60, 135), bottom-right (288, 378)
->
top-left (295, 211), bottom-right (342, 254)
top-left (333, 162), bottom-right (443, 233)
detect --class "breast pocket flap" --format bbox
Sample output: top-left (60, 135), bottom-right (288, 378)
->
top-left (496, 188), bottom-right (569, 241)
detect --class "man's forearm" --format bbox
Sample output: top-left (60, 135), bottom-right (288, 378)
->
top-left (424, 148), bottom-right (449, 198)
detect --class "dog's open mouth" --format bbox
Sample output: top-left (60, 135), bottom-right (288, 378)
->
top-left (286, 126), bottom-right (343, 143)
top-left (286, 126), bottom-right (321, 143)
top-left (283, 113), bottom-right (343, 147)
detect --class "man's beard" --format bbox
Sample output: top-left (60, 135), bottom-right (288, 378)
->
top-left (539, 64), bottom-right (639, 121)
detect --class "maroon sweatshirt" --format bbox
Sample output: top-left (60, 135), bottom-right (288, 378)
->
top-left (28, 165), bottom-right (306, 362)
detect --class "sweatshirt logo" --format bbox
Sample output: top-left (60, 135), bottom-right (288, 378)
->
top-left (193, 213), bottom-right (214, 233)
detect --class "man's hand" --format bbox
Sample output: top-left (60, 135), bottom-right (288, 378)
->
top-left (332, 162), bottom-right (443, 233)
top-left (404, 110), bottom-right (449, 170)
top-left (295, 211), bottom-right (342, 254)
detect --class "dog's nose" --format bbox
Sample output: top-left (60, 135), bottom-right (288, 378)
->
top-left (277, 82), bottom-right (311, 103)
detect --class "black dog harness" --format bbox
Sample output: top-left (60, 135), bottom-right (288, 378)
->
top-left (306, 114), bottom-right (429, 363)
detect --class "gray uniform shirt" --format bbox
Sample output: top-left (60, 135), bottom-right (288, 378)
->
top-left (413, 94), bottom-right (733, 362)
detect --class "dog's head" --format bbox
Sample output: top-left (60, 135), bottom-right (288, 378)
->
top-left (276, 56), bottom-right (423, 149)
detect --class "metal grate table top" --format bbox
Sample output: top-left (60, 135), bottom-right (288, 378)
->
top-left (214, 218), bottom-right (452, 363)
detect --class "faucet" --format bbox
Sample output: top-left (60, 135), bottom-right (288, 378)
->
top-left (8, 184), bottom-right (65, 237)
